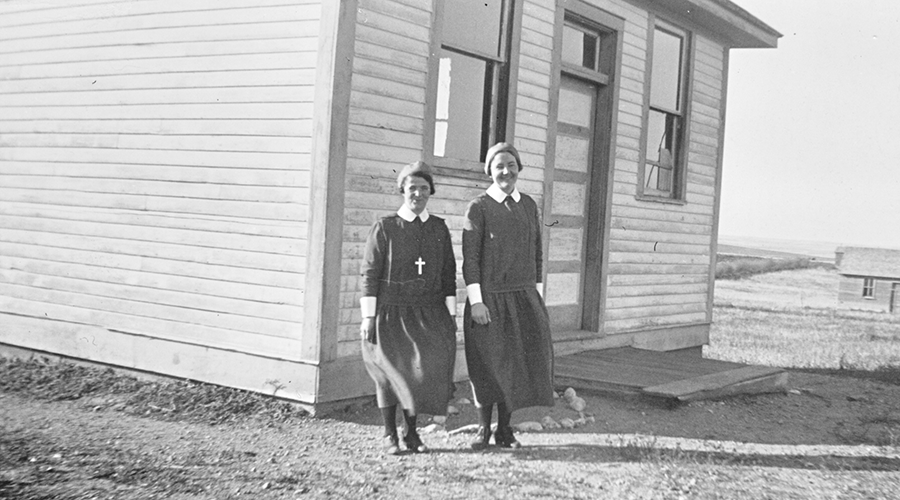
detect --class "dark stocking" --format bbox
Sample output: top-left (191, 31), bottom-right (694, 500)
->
top-left (497, 403), bottom-right (511, 430)
top-left (403, 410), bottom-right (418, 437)
top-left (479, 404), bottom-right (494, 429)
top-left (381, 405), bottom-right (398, 438)
top-left (471, 404), bottom-right (494, 450)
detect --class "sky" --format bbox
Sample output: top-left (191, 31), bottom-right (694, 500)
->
top-left (720, 0), bottom-right (900, 250)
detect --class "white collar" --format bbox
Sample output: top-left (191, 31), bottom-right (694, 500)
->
top-left (397, 205), bottom-right (429, 222)
top-left (487, 183), bottom-right (521, 203)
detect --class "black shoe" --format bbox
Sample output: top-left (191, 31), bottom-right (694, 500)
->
top-left (470, 426), bottom-right (492, 450)
top-left (494, 426), bottom-right (520, 449)
top-left (403, 432), bottom-right (428, 453)
top-left (383, 434), bottom-right (401, 456)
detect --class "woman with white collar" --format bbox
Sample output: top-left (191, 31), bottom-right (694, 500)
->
top-left (360, 161), bottom-right (458, 455)
top-left (462, 142), bottom-right (555, 450)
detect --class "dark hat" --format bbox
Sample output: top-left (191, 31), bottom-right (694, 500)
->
top-left (396, 160), bottom-right (435, 193)
top-left (484, 142), bottom-right (523, 175)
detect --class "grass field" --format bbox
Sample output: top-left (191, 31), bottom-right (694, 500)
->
top-left (707, 267), bottom-right (900, 371)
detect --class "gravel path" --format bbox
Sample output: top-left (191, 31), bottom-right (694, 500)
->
top-left (3, 391), bottom-right (900, 500)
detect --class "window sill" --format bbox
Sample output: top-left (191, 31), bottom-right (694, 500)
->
top-left (635, 194), bottom-right (687, 206)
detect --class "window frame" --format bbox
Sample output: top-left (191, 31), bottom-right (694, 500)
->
top-left (636, 15), bottom-right (692, 203)
top-left (425, 0), bottom-right (520, 177)
top-left (862, 277), bottom-right (876, 299)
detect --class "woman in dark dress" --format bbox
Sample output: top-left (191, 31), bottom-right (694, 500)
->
top-left (463, 142), bottom-right (554, 450)
top-left (360, 161), bottom-right (458, 455)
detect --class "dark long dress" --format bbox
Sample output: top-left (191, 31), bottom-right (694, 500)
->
top-left (462, 193), bottom-right (554, 411)
top-left (360, 214), bottom-right (457, 416)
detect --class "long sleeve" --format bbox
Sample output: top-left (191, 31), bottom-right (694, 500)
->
top-left (462, 199), bottom-right (483, 287)
top-left (462, 199), bottom-right (484, 304)
top-left (361, 220), bottom-right (386, 298)
top-left (440, 222), bottom-right (458, 314)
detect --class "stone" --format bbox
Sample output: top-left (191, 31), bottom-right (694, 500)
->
top-left (432, 415), bottom-right (447, 425)
top-left (540, 416), bottom-right (560, 429)
top-left (420, 423), bottom-right (443, 434)
top-left (446, 405), bottom-right (460, 416)
top-left (559, 418), bottom-right (576, 429)
top-left (568, 396), bottom-right (586, 412)
top-left (456, 398), bottom-right (472, 405)
top-left (513, 421), bottom-right (543, 432)
top-left (563, 387), bottom-right (577, 402)
top-left (447, 424), bottom-right (480, 435)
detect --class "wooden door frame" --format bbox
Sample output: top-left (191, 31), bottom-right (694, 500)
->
top-left (544, 0), bottom-right (624, 334)
top-left (891, 282), bottom-right (900, 314)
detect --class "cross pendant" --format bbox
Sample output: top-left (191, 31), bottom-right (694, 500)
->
top-left (415, 257), bottom-right (425, 275)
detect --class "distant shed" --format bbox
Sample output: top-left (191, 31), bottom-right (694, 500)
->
top-left (835, 247), bottom-right (900, 313)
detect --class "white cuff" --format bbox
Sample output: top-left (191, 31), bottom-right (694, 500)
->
top-left (445, 296), bottom-right (457, 316)
top-left (360, 296), bottom-right (377, 318)
top-left (536, 282), bottom-right (543, 299)
top-left (466, 283), bottom-right (483, 305)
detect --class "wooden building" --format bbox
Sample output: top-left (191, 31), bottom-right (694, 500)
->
top-left (836, 247), bottom-right (900, 313)
top-left (0, 0), bottom-right (779, 410)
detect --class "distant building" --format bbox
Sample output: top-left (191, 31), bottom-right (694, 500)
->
top-left (835, 247), bottom-right (900, 313)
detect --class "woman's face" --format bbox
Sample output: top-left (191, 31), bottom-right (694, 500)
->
top-left (402, 175), bottom-right (431, 215)
top-left (489, 152), bottom-right (519, 194)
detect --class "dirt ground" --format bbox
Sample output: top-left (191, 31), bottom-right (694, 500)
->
top-left (2, 357), bottom-right (900, 499)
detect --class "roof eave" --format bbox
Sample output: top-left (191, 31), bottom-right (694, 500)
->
top-left (656, 0), bottom-right (781, 49)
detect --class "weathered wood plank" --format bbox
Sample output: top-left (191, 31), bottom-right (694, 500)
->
top-left (1, 162), bottom-right (310, 188)
top-left (0, 269), bottom-right (301, 335)
top-left (604, 312), bottom-right (709, 333)
top-left (0, 103), bottom-right (311, 122)
top-left (0, 118), bottom-right (310, 137)
top-left (643, 366), bottom-right (787, 400)
top-left (2, 50), bottom-right (313, 80)
top-left (0, 4), bottom-right (312, 42)
top-left (0, 313), bottom-right (319, 402)
top-left (0, 293), bottom-right (302, 357)
top-left (0, 188), bottom-right (305, 222)
top-left (1, 227), bottom-right (304, 273)
top-left (0, 241), bottom-right (302, 290)
top-left (0, 214), bottom-right (303, 256)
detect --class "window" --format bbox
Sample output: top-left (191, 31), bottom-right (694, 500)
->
top-left (433, 0), bottom-right (511, 165)
top-left (863, 278), bottom-right (875, 298)
top-left (562, 22), bottom-right (599, 71)
top-left (640, 20), bottom-right (689, 200)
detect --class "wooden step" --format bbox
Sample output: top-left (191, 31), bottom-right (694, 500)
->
top-left (554, 347), bottom-right (789, 402)
top-left (642, 366), bottom-right (789, 401)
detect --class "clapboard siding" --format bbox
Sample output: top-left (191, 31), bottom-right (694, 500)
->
top-left (589, 5), bottom-right (724, 334)
top-left (0, 1), bottom-right (316, 362)
top-left (335, 0), bottom-right (434, 355)
top-left (838, 276), bottom-right (898, 312)
top-left (514, 0), bottom-right (555, 175)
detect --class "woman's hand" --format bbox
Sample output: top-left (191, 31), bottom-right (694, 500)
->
top-left (360, 317), bottom-right (376, 344)
top-left (471, 303), bottom-right (491, 325)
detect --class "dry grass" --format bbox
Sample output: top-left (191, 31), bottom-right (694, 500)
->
top-left (715, 255), bottom-right (826, 280)
top-left (708, 267), bottom-right (900, 370)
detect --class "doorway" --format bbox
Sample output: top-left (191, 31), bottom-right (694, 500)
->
top-left (544, 7), bottom-right (619, 334)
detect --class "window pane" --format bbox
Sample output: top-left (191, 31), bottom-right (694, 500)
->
top-left (442, 0), bottom-right (503, 57)
top-left (645, 109), bottom-right (677, 193)
top-left (433, 50), bottom-right (487, 161)
top-left (650, 28), bottom-right (683, 111)
top-left (562, 25), bottom-right (597, 70)
top-left (645, 109), bottom-right (672, 161)
top-left (558, 84), bottom-right (594, 128)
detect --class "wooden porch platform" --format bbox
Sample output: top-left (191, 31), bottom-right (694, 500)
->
top-left (555, 347), bottom-right (788, 402)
